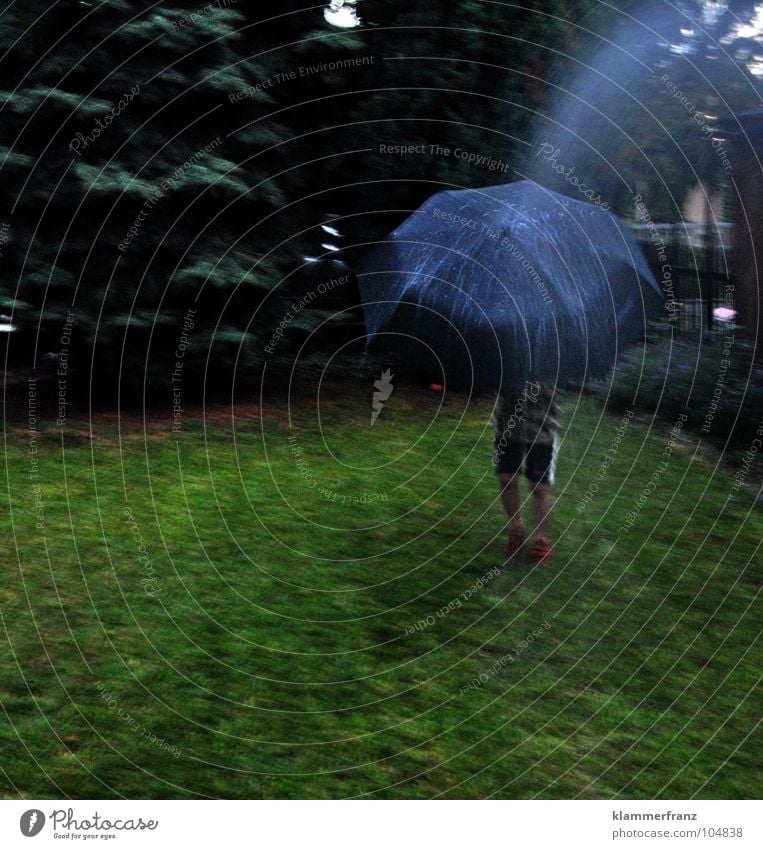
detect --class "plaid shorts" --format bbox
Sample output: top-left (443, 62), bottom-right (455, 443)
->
top-left (493, 384), bottom-right (561, 484)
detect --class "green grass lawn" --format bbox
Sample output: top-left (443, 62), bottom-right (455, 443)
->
top-left (1, 383), bottom-right (760, 799)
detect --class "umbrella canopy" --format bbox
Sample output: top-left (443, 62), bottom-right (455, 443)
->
top-left (357, 180), bottom-right (663, 392)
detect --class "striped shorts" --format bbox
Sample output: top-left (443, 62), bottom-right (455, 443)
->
top-left (492, 384), bottom-right (561, 484)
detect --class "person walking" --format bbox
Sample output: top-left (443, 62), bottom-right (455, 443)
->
top-left (493, 383), bottom-right (561, 565)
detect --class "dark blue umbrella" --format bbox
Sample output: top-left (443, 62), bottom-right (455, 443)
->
top-left (357, 180), bottom-right (663, 392)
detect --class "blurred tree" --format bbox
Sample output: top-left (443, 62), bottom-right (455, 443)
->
top-left (2, 0), bottom-right (641, 400)
top-left (1, 0), bottom-right (298, 398)
top-left (524, 0), bottom-right (763, 219)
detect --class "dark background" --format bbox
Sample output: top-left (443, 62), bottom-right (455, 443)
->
top-left (1, 0), bottom-right (761, 402)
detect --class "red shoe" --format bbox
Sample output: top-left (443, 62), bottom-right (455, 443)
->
top-left (530, 536), bottom-right (553, 565)
top-left (506, 528), bottom-right (526, 561)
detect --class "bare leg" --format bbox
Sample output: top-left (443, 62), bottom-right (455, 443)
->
top-left (497, 473), bottom-right (524, 532)
top-left (530, 481), bottom-right (554, 542)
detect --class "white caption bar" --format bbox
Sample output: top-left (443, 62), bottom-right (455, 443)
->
top-left (1, 799), bottom-right (760, 849)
